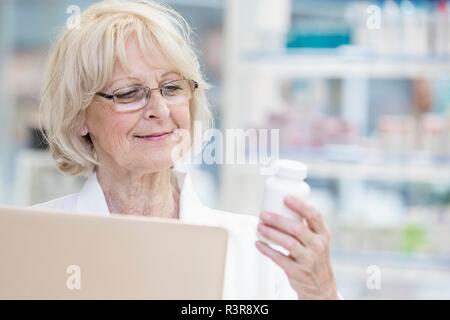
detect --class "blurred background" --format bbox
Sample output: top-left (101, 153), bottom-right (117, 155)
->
top-left (1, 0), bottom-right (450, 299)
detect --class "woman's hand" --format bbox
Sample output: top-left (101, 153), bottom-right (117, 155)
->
top-left (255, 196), bottom-right (338, 300)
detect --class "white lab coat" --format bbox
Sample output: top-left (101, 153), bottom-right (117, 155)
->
top-left (32, 169), bottom-right (298, 300)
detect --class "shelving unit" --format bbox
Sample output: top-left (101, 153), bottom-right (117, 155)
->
top-left (221, 0), bottom-right (450, 215)
top-left (220, 4), bottom-right (450, 300)
top-left (0, 0), bottom-right (94, 205)
top-left (13, 150), bottom-right (86, 206)
top-left (231, 158), bottom-right (450, 183)
top-left (242, 51), bottom-right (450, 79)
top-left (0, 0), bottom-right (15, 205)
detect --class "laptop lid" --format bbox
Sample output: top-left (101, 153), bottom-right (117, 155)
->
top-left (0, 206), bottom-right (228, 299)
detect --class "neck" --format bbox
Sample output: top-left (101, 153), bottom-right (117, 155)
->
top-left (96, 166), bottom-right (180, 219)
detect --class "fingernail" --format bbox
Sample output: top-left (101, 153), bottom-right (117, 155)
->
top-left (285, 195), bottom-right (296, 203)
top-left (261, 212), bottom-right (271, 220)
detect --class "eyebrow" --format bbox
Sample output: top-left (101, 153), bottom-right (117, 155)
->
top-left (108, 71), bottom-right (180, 91)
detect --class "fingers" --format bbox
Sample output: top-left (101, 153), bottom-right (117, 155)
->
top-left (284, 196), bottom-right (329, 236)
top-left (257, 223), bottom-right (307, 260)
top-left (260, 211), bottom-right (315, 247)
top-left (255, 240), bottom-right (296, 276)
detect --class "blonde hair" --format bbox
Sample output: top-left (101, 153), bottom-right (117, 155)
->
top-left (40, 0), bottom-right (212, 175)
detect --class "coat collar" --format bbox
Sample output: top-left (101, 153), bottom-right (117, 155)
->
top-left (75, 168), bottom-right (208, 222)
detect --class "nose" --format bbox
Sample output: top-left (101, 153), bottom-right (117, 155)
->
top-left (142, 89), bottom-right (170, 120)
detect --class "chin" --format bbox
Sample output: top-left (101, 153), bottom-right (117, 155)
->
top-left (133, 154), bottom-right (176, 172)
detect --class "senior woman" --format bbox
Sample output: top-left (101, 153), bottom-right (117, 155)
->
top-left (33, 0), bottom-right (339, 300)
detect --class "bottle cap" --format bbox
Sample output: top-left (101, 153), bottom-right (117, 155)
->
top-left (275, 159), bottom-right (308, 180)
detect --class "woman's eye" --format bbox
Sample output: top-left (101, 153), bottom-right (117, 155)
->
top-left (162, 85), bottom-right (182, 95)
top-left (115, 88), bottom-right (141, 100)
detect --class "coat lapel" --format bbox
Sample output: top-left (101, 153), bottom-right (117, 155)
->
top-left (76, 172), bottom-right (110, 215)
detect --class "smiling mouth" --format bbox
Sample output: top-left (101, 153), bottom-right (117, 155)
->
top-left (134, 130), bottom-right (174, 141)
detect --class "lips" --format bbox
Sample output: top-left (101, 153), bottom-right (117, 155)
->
top-left (134, 130), bottom-right (173, 141)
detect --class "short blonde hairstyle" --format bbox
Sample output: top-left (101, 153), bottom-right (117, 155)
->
top-left (40, 0), bottom-right (212, 176)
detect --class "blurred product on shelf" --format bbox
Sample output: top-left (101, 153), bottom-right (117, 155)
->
top-left (254, 0), bottom-right (291, 51)
top-left (376, 113), bottom-right (450, 159)
top-left (259, 75), bottom-right (450, 161)
top-left (331, 204), bottom-right (450, 255)
top-left (377, 115), bottom-right (416, 155)
top-left (287, 0), bottom-right (450, 57)
top-left (345, 0), bottom-right (450, 57)
top-left (421, 114), bottom-right (450, 157)
top-left (286, 23), bottom-right (351, 49)
top-left (269, 110), bottom-right (450, 161)
top-left (266, 107), bottom-right (358, 148)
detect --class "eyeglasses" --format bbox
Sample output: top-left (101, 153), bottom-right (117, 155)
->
top-left (95, 79), bottom-right (198, 113)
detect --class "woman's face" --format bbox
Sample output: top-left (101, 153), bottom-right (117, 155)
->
top-left (83, 37), bottom-right (191, 174)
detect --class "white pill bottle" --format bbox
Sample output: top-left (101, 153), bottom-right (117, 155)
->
top-left (257, 159), bottom-right (310, 244)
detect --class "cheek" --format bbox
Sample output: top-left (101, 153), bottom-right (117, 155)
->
top-left (87, 108), bottom-right (137, 154)
top-left (171, 104), bottom-right (191, 131)
top-left (109, 118), bottom-right (135, 151)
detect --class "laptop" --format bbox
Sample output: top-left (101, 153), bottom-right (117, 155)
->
top-left (0, 206), bottom-right (228, 299)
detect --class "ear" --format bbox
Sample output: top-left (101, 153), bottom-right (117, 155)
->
top-left (79, 124), bottom-right (89, 136)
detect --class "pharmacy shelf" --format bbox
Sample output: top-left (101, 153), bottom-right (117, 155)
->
top-left (241, 52), bottom-right (450, 78)
top-left (219, 158), bottom-right (450, 215)
top-left (165, 0), bottom-right (223, 9)
top-left (229, 159), bottom-right (450, 183)
top-left (305, 160), bottom-right (450, 183)
top-left (220, 0), bottom-right (450, 213)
